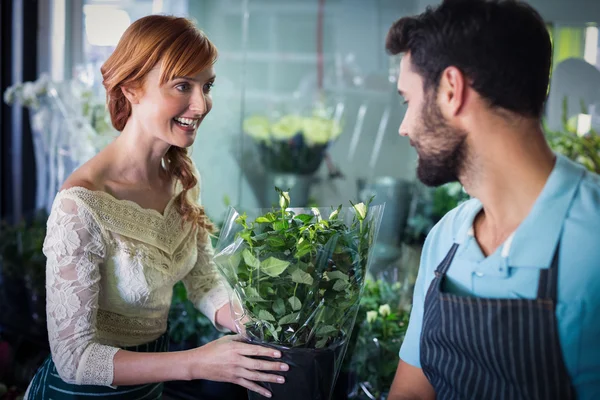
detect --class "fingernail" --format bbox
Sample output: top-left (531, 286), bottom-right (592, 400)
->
top-left (273, 351), bottom-right (281, 358)
top-left (277, 377), bottom-right (285, 383)
top-left (280, 364), bottom-right (289, 371)
top-left (264, 392), bottom-right (272, 398)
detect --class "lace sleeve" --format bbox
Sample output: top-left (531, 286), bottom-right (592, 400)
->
top-left (43, 194), bottom-right (119, 386)
top-left (182, 230), bottom-right (232, 330)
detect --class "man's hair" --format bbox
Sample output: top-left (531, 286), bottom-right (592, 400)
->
top-left (386, 0), bottom-right (552, 118)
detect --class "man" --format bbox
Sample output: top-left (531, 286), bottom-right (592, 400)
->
top-left (386, 1), bottom-right (600, 399)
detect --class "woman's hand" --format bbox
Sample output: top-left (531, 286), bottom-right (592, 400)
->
top-left (188, 334), bottom-right (289, 398)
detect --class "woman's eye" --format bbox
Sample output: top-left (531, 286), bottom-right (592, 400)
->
top-left (402, 100), bottom-right (409, 105)
top-left (204, 82), bottom-right (215, 93)
top-left (176, 83), bottom-right (191, 92)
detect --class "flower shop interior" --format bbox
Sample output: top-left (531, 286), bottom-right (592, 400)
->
top-left (1, 0), bottom-right (599, 399)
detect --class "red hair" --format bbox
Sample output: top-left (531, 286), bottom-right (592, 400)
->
top-left (101, 15), bottom-right (216, 233)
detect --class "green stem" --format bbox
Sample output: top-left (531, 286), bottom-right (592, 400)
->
top-left (293, 282), bottom-right (299, 297)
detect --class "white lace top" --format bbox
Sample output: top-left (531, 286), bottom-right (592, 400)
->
top-left (42, 186), bottom-right (231, 386)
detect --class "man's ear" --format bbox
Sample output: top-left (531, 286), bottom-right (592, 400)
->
top-left (121, 85), bottom-right (141, 105)
top-left (437, 66), bottom-right (466, 117)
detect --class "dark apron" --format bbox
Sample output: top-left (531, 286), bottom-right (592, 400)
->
top-left (420, 242), bottom-right (576, 400)
top-left (26, 330), bottom-right (169, 400)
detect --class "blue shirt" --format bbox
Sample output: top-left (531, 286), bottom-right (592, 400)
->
top-left (400, 155), bottom-right (600, 399)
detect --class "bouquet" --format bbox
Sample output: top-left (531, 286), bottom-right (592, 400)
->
top-left (242, 105), bottom-right (343, 175)
top-left (214, 189), bottom-right (383, 399)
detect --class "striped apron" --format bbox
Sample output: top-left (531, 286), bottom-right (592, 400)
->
top-left (25, 331), bottom-right (169, 400)
top-left (420, 243), bottom-right (576, 400)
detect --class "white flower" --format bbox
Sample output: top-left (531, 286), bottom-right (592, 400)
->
top-left (279, 191), bottom-right (290, 209)
top-left (353, 202), bottom-right (367, 220)
top-left (379, 304), bottom-right (391, 317)
top-left (3, 85), bottom-right (19, 105)
top-left (328, 209), bottom-right (339, 220)
top-left (272, 115), bottom-right (303, 140)
top-left (33, 73), bottom-right (50, 95)
top-left (243, 115), bottom-right (271, 141)
top-left (22, 82), bottom-right (37, 102)
top-left (367, 310), bottom-right (378, 324)
top-left (303, 117), bottom-right (343, 145)
top-left (312, 207), bottom-right (321, 221)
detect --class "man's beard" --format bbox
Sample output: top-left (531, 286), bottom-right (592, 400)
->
top-left (414, 94), bottom-right (468, 187)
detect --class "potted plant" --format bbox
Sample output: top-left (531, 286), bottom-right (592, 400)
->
top-left (214, 188), bottom-right (383, 400)
top-left (240, 103), bottom-right (344, 207)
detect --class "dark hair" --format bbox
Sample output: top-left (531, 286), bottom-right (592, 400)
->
top-left (386, 0), bottom-right (552, 118)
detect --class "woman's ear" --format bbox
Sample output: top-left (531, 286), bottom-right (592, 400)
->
top-left (121, 85), bottom-right (141, 104)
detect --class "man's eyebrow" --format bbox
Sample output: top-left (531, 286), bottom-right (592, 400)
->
top-left (397, 89), bottom-right (406, 97)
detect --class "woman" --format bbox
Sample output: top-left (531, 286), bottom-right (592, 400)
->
top-left (25, 15), bottom-right (286, 399)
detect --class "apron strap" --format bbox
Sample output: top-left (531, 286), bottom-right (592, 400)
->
top-left (434, 243), bottom-right (460, 277)
top-left (537, 243), bottom-right (560, 301)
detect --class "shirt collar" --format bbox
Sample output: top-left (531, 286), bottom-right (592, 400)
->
top-left (507, 154), bottom-right (585, 268)
top-left (454, 154), bottom-right (585, 268)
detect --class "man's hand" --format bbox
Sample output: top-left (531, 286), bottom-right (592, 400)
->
top-left (388, 359), bottom-right (436, 400)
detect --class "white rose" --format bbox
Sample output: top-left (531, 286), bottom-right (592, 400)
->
top-left (328, 209), bottom-right (339, 220)
top-left (379, 304), bottom-right (391, 317)
top-left (366, 310), bottom-right (378, 324)
top-left (271, 115), bottom-right (303, 140)
top-left (311, 207), bottom-right (321, 222)
top-left (279, 191), bottom-right (290, 209)
top-left (353, 202), bottom-right (367, 220)
top-left (243, 115), bottom-right (271, 141)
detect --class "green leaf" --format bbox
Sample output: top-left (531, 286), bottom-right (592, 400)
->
top-left (273, 220), bottom-right (289, 231)
top-left (244, 287), bottom-right (267, 302)
top-left (288, 296), bottom-right (302, 311)
top-left (291, 269), bottom-right (314, 285)
top-left (242, 248), bottom-right (260, 269)
top-left (262, 321), bottom-right (279, 341)
top-left (256, 212), bottom-right (277, 223)
top-left (327, 270), bottom-right (349, 281)
top-left (294, 214), bottom-right (314, 224)
top-left (279, 312), bottom-right (300, 325)
top-left (258, 309), bottom-right (276, 321)
top-left (273, 298), bottom-right (286, 316)
top-left (260, 257), bottom-right (290, 277)
top-left (266, 236), bottom-right (287, 247)
top-left (235, 213), bottom-right (248, 228)
top-left (316, 325), bottom-right (338, 336)
top-left (238, 230), bottom-right (253, 243)
top-left (295, 244), bottom-right (313, 259)
top-left (333, 279), bottom-right (349, 291)
top-left (315, 337), bottom-right (329, 348)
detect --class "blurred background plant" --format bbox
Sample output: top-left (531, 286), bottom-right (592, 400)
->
top-left (403, 182), bottom-right (470, 246)
top-left (342, 278), bottom-right (409, 400)
top-left (545, 97), bottom-right (600, 174)
top-left (243, 101), bottom-right (343, 175)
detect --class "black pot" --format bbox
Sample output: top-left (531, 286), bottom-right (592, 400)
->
top-left (257, 137), bottom-right (328, 175)
top-left (248, 341), bottom-right (346, 400)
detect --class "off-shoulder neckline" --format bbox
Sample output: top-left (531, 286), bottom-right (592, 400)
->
top-left (57, 186), bottom-right (179, 219)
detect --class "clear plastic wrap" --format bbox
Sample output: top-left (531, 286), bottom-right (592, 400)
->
top-left (214, 191), bottom-right (383, 399)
